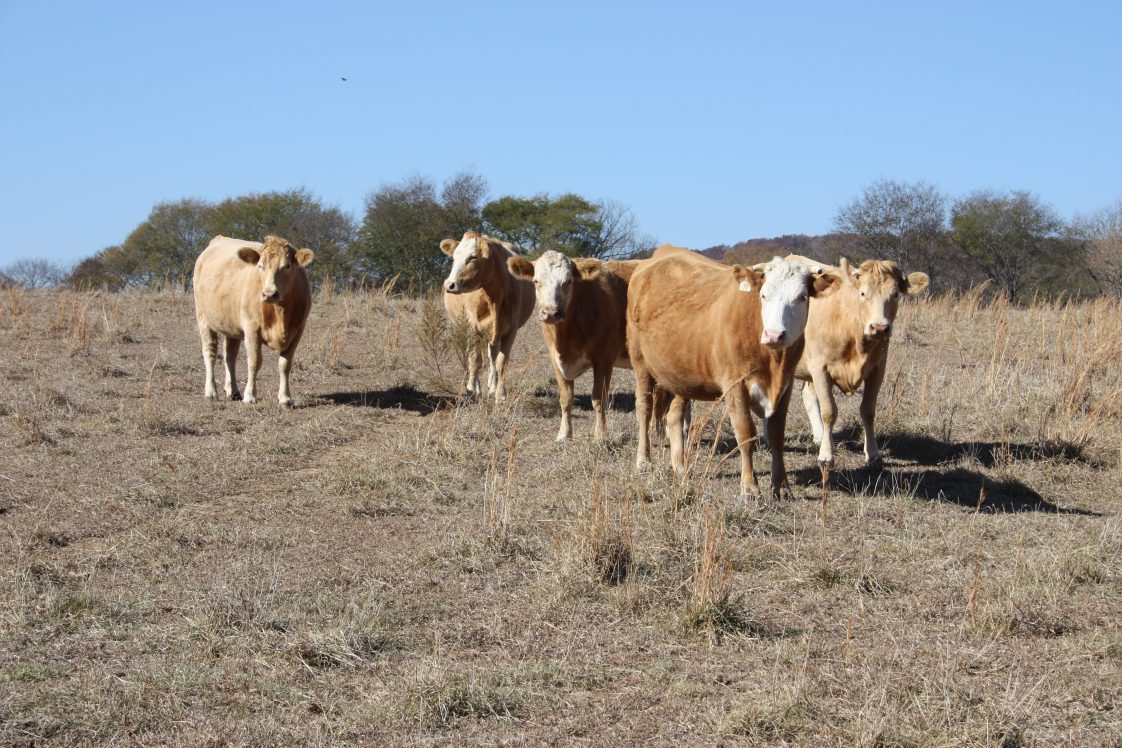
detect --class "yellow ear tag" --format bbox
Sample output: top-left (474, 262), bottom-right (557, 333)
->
top-left (739, 280), bottom-right (753, 293)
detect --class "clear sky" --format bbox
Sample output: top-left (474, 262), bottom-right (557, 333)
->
top-left (2, 1), bottom-right (1120, 265)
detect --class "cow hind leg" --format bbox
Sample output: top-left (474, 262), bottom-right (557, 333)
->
top-left (591, 363), bottom-right (613, 441)
top-left (277, 347), bottom-right (295, 408)
top-left (223, 336), bottom-right (242, 401)
top-left (633, 368), bottom-right (656, 473)
top-left (243, 338), bottom-right (261, 404)
top-left (492, 334), bottom-right (516, 403)
top-left (200, 325), bottom-right (219, 400)
top-left (667, 395), bottom-right (689, 476)
top-left (802, 380), bottom-right (823, 444)
top-left (727, 388), bottom-right (762, 500)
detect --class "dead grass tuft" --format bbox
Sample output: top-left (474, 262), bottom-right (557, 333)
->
top-left (573, 470), bottom-right (634, 584)
top-left (392, 666), bottom-right (523, 729)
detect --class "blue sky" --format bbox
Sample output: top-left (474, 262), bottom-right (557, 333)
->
top-left (2, 1), bottom-right (1120, 265)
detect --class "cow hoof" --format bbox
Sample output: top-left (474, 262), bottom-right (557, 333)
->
top-left (775, 484), bottom-right (794, 502)
top-left (635, 459), bottom-right (653, 474)
top-left (864, 455), bottom-right (883, 469)
top-left (204, 392), bottom-right (216, 401)
top-left (243, 396), bottom-right (257, 404)
top-left (738, 488), bottom-right (762, 504)
top-left (229, 392), bottom-right (242, 402)
top-left (817, 459), bottom-right (834, 470)
top-left (279, 398), bottom-right (293, 409)
top-left (555, 434), bottom-right (570, 443)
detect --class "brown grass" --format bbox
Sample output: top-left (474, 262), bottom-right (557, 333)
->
top-left (0, 285), bottom-right (1120, 745)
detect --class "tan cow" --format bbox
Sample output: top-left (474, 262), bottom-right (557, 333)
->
top-left (193, 235), bottom-right (314, 407)
top-left (791, 257), bottom-right (929, 466)
top-left (440, 231), bottom-right (535, 402)
top-left (507, 250), bottom-right (640, 440)
top-left (628, 250), bottom-right (839, 498)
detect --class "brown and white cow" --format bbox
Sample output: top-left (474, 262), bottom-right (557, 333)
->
top-left (628, 250), bottom-right (839, 498)
top-left (440, 231), bottom-right (535, 402)
top-left (193, 235), bottom-right (315, 407)
top-left (507, 250), bottom-right (640, 440)
top-left (791, 257), bottom-right (929, 466)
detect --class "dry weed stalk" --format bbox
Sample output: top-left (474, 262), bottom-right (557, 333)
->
top-left (482, 427), bottom-right (518, 543)
top-left (574, 469), bottom-right (634, 584)
top-left (682, 500), bottom-right (742, 640)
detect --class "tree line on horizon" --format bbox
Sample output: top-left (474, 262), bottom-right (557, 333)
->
top-left (4, 175), bottom-right (1120, 301)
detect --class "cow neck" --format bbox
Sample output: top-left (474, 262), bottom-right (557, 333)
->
top-left (479, 255), bottom-right (508, 307)
top-left (261, 284), bottom-right (308, 347)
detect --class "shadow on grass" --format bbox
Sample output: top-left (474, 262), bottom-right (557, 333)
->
top-left (319, 385), bottom-right (457, 415)
top-left (530, 387), bottom-right (638, 414)
top-left (873, 429), bottom-right (1088, 467)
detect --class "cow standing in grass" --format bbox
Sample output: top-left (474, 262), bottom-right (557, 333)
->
top-left (507, 250), bottom-right (640, 441)
top-left (440, 231), bottom-right (535, 402)
top-left (791, 257), bottom-right (930, 466)
top-left (193, 235), bottom-right (314, 407)
top-left (627, 251), bottom-right (839, 499)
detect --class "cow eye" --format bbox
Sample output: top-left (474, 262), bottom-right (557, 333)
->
top-left (562, 278), bottom-right (572, 288)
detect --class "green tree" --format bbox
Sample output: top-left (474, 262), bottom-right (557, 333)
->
top-left (355, 172), bottom-right (488, 292)
top-left (206, 189), bottom-right (356, 286)
top-left (951, 190), bottom-right (1065, 302)
top-left (482, 193), bottom-right (651, 258)
top-left (118, 198), bottom-right (210, 291)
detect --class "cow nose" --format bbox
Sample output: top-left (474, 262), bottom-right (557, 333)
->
top-left (444, 280), bottom-right (457, 293)
top-left (867, 322), bottom-right (890, 337)
top-left (262, 289), bottom-right (279, 302)
top-left (761, 329), bottom-right (786, 346)
top-left (540, 308), bottom-right (563, 323)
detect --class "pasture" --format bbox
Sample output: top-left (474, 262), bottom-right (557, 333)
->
top-left (1, 284), bottom-right (1120, 746)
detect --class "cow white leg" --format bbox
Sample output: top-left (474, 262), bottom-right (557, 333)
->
top-left (200, 326), bottom-right (219, 400)
top-left (492, 335), bottom-right (516, 403)
top-left (633, 368), bottom-right (656, 472)
top-left (766, 383), bottom-right (795, 500)
top-left (554, 359), bottom-right (574, 441)
top-left (801, 380), bottom-right (823, 444)
top-left (277, 348), bottom-right (294, 408)
top-left (667, 395), bottom-right (689, 476)
top-left (811, 369), bottom-right (836, 466)
top-left (243, 338), bottom-right (261, 404)
top-left (860, 362), bottom-right (887, 464)
top-left (727, 386), bottom-right (762, 498)
top-left (464, 342), bottom-right (482, 398)
top-left (591, 363), bottom-right (613, 441)
top-left (486, 341), bottom-right (500, 396)
top-left (223, 336), bottom-right (242, 401)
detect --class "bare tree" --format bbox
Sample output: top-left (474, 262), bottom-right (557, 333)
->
top-left (588, 199), bottom-right (656, 259)
top-left (2, 258), bottom-right (68, 289)
top-left (834, 179), bottom-right (948, 274)
top-left (1073, 200), bottom-right (1122, 297)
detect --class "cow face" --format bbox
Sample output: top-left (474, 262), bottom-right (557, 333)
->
top-left (840, 258), bottom-right (930, 340)
top-left (237, 236), bottom-right (314, 304)
top-left (736, 257), bottom-right (839, 349)
top-left (440, 231), bottom-right (492, 294)
top-left (508, 250), bottom-right (593, 324)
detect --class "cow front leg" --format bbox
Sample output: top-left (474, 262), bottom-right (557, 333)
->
top-left (801, 380), bottom-right (823, 444)
top-left (243, 338), bottom-right (261, 404)
top-left (634, 369), bottom-right (655, 473)
top-left (766, 383), bottom-right (795, 500)
top-left (200, 325), bottom-right (219, 400)
top-left (223, 336), bottom-right (242, 401)
top-left (554, 359), bottom-right (574, 441)
top-left (486, 341), bottom-right (499, 397)
top-left (492, 334), bottom-right (516, 403)
top-left (277, 347), bottom-right (295, 407)
top-left (860, 362), bottom-right (887, 465)
top-left (464, 341), bottom-right (482, 398)
top-left (727, 387), bottom-right (761, 499)
top-left (811, 369), bottom-right (836, 467)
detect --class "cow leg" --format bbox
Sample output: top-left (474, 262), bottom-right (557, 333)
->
top-left (464, 341), bottom-right (482, 398)
top-left (554, 359), bottom-right (574, 441)
top-left (243, 337), bottom-right (261, 404)
top-left (767, 382), bottom-right (795, 500)
top-left (667, 395), bottom-right (689, 476)
top-left (811, 369), bottom-right (836, 467)
top-left (860, 361), bottom-right (887, 465)
top-left (634, 367), bottom-right (655, 472)
top-left (492, 334), bottom-right (515, 403)
top-left (223, 336), bottom-right (242, 401)
top-left (277, 347), bottom-right (295, 408)
top-left (486, 341), bottom-right (500, 397)
top-left (727, 386), bottom-right (761, 498)
top-left (591, 362), bottom-right (613, 441)
top-left (200, 325), bottom-right (219, 400)
top-left (802, 380), bottom-right (823, 444)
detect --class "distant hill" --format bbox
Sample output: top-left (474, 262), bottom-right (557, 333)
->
top-left (696, 233), bottom-right (864, 266)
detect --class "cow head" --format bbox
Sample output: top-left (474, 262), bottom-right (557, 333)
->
top-left (440, 231), bottom-right (495, 294)
top-left (838, 258), bottom-right (930, 341)
top-left (507, 250), bottom-right (596, 323)
top-left (236, 236), bottom-right (314, 304)
top-left (734, 257), bottom-right (839, 349)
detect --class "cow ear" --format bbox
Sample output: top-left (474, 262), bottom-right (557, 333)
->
top-left (507, 256), bottom-right (534, 279)
top-left (810, 271), bottom-right (841, 298)
top-left (237, 247), bottom-right (260, 265)
top-left (577, 259), bottom-right (602, 280)
top-left (439, 239), bottom-right (458, 256)
top-left (295, 249), bottom-right (315, 268)
top-left (838, 257), bottom-right (859, 284)
top-left (731, 264), bottom-right (763, 293)
top-left (904, 271), bottom-right (930, 295)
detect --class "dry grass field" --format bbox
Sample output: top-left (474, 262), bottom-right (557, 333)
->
top-left (1, 283), bottom-right (1120, 746)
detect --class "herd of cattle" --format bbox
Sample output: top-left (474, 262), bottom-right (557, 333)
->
top-left (193, 231), bottom-right (929, 498)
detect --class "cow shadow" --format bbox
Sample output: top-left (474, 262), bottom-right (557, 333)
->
top-left (319, 385), bottom-right (458, 416)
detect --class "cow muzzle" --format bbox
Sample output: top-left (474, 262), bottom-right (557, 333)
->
top-left (444, 280), bottom-right (459, 293)
top-left (540, 308), bottom-right (564, 323)
top-left (761, 329), bottom-right (787, 348)
top-left (865, 322), bottom-right (891, 339)
top-left (261, 289), bottom-right (280, 303)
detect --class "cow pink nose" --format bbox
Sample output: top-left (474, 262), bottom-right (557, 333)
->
top-left (444, 280), bottom-right (457, 292)
top-left (868, 322), bottom-right (890, 336)
top-left (762, 329), bottom-right (785, 345)
top-left (540, 308), bottom-right (563, 323)
top-left (262, 290), bottom-right (279, 301)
